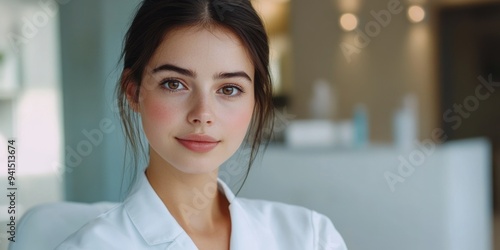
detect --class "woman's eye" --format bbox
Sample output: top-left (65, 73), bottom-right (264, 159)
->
top-left (161, 80), bottom-right (186, 91)
top-left (219, 86), bottom-right (242, 96)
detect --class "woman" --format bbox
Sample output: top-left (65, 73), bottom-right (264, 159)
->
top-left (56, 0), bottom-right (347, 249)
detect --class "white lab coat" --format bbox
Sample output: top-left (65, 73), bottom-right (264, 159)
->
top-left (56, 173), bottom-right (347, 250)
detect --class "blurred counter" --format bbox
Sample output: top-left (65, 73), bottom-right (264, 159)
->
top-left (237, 138), bottom-right (492, 250)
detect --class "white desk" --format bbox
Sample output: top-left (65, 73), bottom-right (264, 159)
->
top-left (235, 138), bottom-right (492, 250)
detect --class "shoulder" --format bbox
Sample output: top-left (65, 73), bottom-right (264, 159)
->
top-left (236, 197), bottom-right (313, 223)
top-left (309, 209), bottom-right (349, 250)
top-left (55, 204), bottom-right (141, 249)
top-left (235, 198), bottom-right (348, 250)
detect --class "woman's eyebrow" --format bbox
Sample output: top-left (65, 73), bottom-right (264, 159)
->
top-left (152, 64), bottom-right (195, 77)
top-left (215, 72), bottom-right (253, 84)
top-left (152, 63), bottom-right (252, 83)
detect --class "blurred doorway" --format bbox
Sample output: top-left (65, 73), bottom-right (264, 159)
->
top-left (438, 3), bottom-right (500, 213)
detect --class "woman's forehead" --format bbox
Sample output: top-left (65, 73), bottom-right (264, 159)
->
top-left (149, 25), bottom-right (254, 76)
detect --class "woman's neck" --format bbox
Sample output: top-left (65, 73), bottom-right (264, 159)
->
top-left (145, 160), bottom-right (230, 234)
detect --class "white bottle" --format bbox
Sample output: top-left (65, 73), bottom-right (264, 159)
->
top-left (393, 94), bottom-right (419, 150)
top-left (309, 79), bottom-right (335, 120)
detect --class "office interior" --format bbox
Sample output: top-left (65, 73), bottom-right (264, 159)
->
top-left (0, 0), bottom-right (499, 249)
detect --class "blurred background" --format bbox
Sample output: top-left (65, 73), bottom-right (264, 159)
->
top-left (0, 0), bottom-right (499, 249)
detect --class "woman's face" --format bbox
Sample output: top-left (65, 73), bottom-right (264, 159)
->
top-left (135, 26), bottom-right (255, 175)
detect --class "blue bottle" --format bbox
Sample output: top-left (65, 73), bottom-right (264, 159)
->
top-left (353, 104), bottom-right (369, 148)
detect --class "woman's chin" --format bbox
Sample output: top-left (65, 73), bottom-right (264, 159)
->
top-left (170, 160), bottom-right (222, 175)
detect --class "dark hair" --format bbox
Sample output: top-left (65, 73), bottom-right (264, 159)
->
top-left (116, 0), bottom-right (274, 195)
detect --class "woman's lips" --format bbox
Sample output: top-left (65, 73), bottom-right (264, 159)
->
top-left (176, 134), bottom-right (220, 153)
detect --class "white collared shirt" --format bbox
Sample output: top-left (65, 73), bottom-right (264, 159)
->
top-left (56, 173), bottom-right (347, 249)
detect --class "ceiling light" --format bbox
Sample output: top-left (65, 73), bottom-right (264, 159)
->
top-left (340, 13), bottom-right (358, 31)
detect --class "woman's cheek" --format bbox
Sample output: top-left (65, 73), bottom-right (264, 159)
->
top-left (225, 104), bottom-right (254, 136)
top-left (143, 97), bottom-right (179, 126)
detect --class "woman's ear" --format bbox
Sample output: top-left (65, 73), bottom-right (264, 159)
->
top-left (122, 69), bottom-right (140, 113)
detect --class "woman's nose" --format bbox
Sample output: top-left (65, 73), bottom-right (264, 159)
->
top-left (187, 95), bottom-right (214, 125)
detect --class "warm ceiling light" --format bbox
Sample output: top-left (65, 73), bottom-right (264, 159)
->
top-left (407, 5), bottom-right (425, 23)
top-left (339, 13), bottom-right (358, 31)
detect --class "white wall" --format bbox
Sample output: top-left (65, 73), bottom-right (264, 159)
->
top-left (0, 0), bottom-right (64, 247)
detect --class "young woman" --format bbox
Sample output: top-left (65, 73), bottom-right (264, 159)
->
top-left (56, 0), bottom-right (347, 249)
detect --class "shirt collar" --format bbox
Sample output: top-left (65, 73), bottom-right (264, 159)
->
top-left (123, 172), bottom-right (238, 246)
top-left (216, 177), bottom-right (236, 204)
